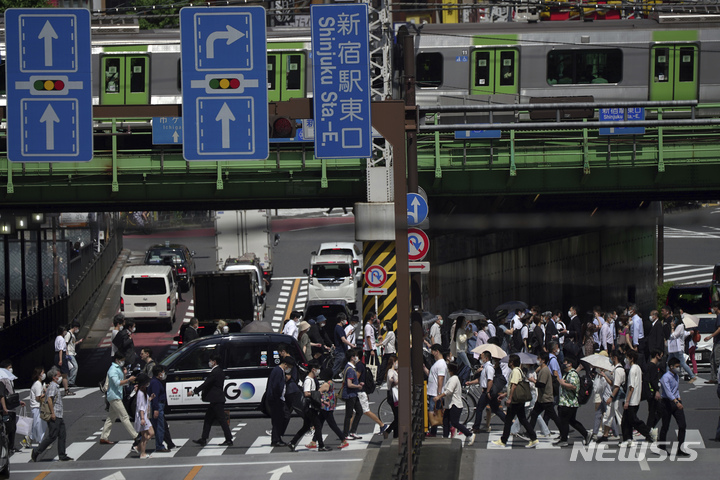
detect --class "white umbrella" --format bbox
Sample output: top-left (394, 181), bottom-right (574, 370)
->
top-left (682, 314), bottom-right (699, 329)
top-left (471, 343), bottom-right (507, 359)
top-left (581, 354), bottom-right (613, 371)
top-left (0, 368), bottom-right (17, 381)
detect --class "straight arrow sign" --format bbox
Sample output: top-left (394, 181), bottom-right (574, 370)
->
top-left (40, 104), bottom-right (59, 150)
top-left (38, 20), bottom-right (58, 67)
top-left (216, 102), bottom-right (235, 148)
top-left (172, 131), bottom-right (180, 143)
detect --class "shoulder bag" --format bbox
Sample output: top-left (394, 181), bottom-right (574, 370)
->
top-left (512, 370), bottom-right (532, 404)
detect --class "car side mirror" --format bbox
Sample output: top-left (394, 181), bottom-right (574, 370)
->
top-left (303, 269), bottom-right (309, 275)
top-left (274, 234), bottom-right (280, 246)
top-left (190, 250), bottom-right (196, 257)
top-left (311, 251), bottom-right (317, 255)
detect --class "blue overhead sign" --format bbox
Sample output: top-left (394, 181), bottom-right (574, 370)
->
top-left (407, 193), bottom-right (428, 226)
top-left (454, 130), bottom-right (501, 139)
top-left (180, 6), bottom-right (269, 160)
top-left (311, 4), bottom-right (372, 159)
top-left (599, 107), bottom-right (645, 136)
top-left (152, 117), bottom-right (183, 145)
top-left (4, 8), bottom-right (93, 162)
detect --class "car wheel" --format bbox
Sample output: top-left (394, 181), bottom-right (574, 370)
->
top-left (168, 315), bottom-right (176, 331)
top-left (0, 462), bottom-right (8, 479)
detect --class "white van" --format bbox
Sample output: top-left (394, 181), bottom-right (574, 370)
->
top-left (120, 265), bottom-right (178, 329)
top-left (304, 254), bottom-right (356, 310)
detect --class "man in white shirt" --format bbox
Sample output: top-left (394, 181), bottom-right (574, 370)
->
top-left (428, 315), bottom-right (443, 348)
top-left (592, 307), bottom-right (605, 347)
top-left (629, 304), bottom-right (646, 359)
top-left (344, 316), bottom-right (359, 346)
top-left (363, 314), bottom-right (378, 363)
top-left (619, 349), bottom-right (653, 446)
top-left (600, 317), bottom-right (614, 352)
top-left (469, 351), bottom-right (506, 432)
top-left (282, 311), bottom-right (301, 340)
top-left (423, 345), bottom-right (446, 436)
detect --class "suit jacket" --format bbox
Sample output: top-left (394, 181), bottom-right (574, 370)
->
top-left (114, 329), bottom-right (136, 365)
top-left (184, 326), bottom-right (199, 344)
top-left (266, 365), bottom-right (286, 402)
top-left (194, 365), bottom-right (226, 404)
top-left (568, 316), bottom-right (583, 344)
top-left (545, 320), bottom-right (559, 350)
top-left (647, 320), bottom-right (665, 354)
top-left (531, 325), bottom-right (545, 355)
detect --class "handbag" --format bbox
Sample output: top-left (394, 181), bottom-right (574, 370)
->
top-left (513, 370), bottom-right (532, 404)
top-left (5, 392), bottom-right (20, 410)
top-left (40, 395), bottom-right (53, 421)
top-left (428, 407), bottom-right (444, 427)
top-left (16, 406), bottom-right (33, 437)
top-left (367, 355), bottom-right (378, 380)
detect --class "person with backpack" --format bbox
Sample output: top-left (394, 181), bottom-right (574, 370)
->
top-left (492, 354), bottom-right (538, 448)
top-left (433, 362), bottom-right (475, 445)
top-left (353, 353), bottom-right (390, 436)
top-left (469, 351), bottom-right (507, 433)
top-left (340, 349), bottom-right (365, 440)
top-left (309, 369), bottom-right (348, 450)
top-left (553, 356), bottom-right (592, 447)
top-left (287, 360), bottom-right (322, 451)
top-left (668, 316), bottom-right (697, 383)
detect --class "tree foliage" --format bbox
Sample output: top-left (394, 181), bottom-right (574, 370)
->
top-left (132, 0), bottom-right (179, 30)
top-left (0, 0), bottom-right (51, 15)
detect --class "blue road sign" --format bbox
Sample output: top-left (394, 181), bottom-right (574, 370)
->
top-left (454, 130), bottom-right (501, 139)
top-left (407, 193), bottom-right (429, 226)
top-left (599, 107), bottom-right (645, 135)
top-left (311, 4), bottom-right (372, 159)
top-left (4, 8), bottom-right (92, 162)
top-left (152, 117), bottom-right (183, 145)
top-left (180, 6), bottom-right (268, 160)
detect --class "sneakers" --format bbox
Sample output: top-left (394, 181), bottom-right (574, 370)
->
top-left (306, 441), bottom-right (317, 449)
top-left (513, 432), bottom-right (528, 441)
top-left (338, 440), bottom-right (350, 449)
top-left (347, 433), bottom-right (362, 440)
top-left (650, 428), bottom-right (659, 443)
top-left (584, 432), bottom-right (593, 446)
top-left (378, 424), bottom-right (390, 436)
top-left (491, 439), bottom-right (506, 447)
top-left (450, 427), bottom-right (456, 438)
top-left (525, 439), bottom-right (539, 449)
top-left (467, 434), bottom-right (476, 446)
top-left (552, 440), bottom-right (569, 447)
top-left (287, 443), bottom-right (296, 452)
top-left (318, 446), bottom-right (333, 452)
top-left (618, 440), bottom-right (635, 448)
top-left (265, 429), bottom-right (273, 436)
top-left (607, 435), bottom-right (621, 441)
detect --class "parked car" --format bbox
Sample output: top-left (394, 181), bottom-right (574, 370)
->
top-left (665, 283), bottom-right (719, 314)
top-left (0, 418), bottom-right (9, 478)
top-left (314, 242), bottom-right (363, 286)
top-left (144, 242), bottom-right (196, 292)
top-left (160, 332), bottom-right (306, 414)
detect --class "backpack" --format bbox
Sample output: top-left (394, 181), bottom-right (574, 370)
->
top-left (511, 328), bottom-right (524, 353)
top-left (490, 367), bottom-right (507, 397)
top-left (320, 382), bottom-right (336, 411)
top-left (577, 373), bottom-right (594, 405)
top-left (363, 365), bottom-right (377, 394)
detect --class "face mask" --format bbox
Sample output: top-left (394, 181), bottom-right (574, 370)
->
top-left (312, 369), bottom-right (320, 376)
top-left (284, 368), bottom-right (292, 374)
top-left (118, 325), bottom-right (123, 331)
top-left (132, 327), bottom-right (136, 333)
top-left (7, 368), bottom-right (12, 374)
top-left (628, 319), bottom-right (633, 325)
top-left (394, 362), bottom-right (399, 369)
top-left (567, 311), bottom-right (572, 318)
top-left (118, 361), bottom-right (125, 367)
top-left (671, 367), bottom-right (679, 375)
top-left (439, 320), bottom-right (444, 325)
top-left (483, 327), bottom-right (489, 332)
top-left (624, 360), bottom-right (630, 368)
top-left (208, 361), bottom-right (215, 368)
top-left (222, 326), bottom-right (229, 333)
top-left (40, 373), bottom-right (46, 381)
top-left (56, 377), bottom-right (62, 385)
top-left (160, 373), bottom-right (167, 381)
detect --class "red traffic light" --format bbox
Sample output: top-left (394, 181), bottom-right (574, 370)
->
top-left (33, 80), bottom-right (65, 91)
top-left (271, 116), bottom-right (295, 138)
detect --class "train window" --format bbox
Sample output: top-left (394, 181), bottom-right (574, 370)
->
top-left (654, 48), bottom-right (669, 83)
top-left (286, 55), bottom-right (302, 91)
top-left (678, 47), bottom-right (695, 82)
top-left (417, 52), bottom-right (443, 88)
top-left (499, 51), bottom-right (515, 86)
top-left (130, 58), bottom-right (146, 93)
top-left (105, 58), bottom-right (121, 93)
top-left (547, 49), bottom-right (622, 85)
top-left (268, 55), bottom-right (277, 91)
top-left (475, 52), bottom-right (490, 87)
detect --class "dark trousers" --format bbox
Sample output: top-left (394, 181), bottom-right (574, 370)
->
top-left (444, 405), bottom-right (473, 438)
top-left (558, 406), bottom-right (587, 442)
top-left (472, 390), bottom-right (506, 429)
top-left (530, 401), bottom-right (561, 431)
top-left (35, 417), bottom-right (66, 457)
top-left (268, 399), bottom-right (288, 444)
top-left (314, 410), bottom-right (345, 447)
top-left (501, 403), bottom-right (537, 443)
top-left (164, 409), bottom-right (174, 447)
top-left (200, 402), bottom-right (232, 442)
top-left (646, 397), bottom-right (662, 429)
top-left (621, 404), bottom-right (650, 441)
top-left (2, 411), bottom-right (16, 449)
top-left (376, 353), bottom-right (393, 384)
top-left (343, 396), bottom-right (362, 435)
top-left (386, 391), bottom-right (399, 438)
top-left (290, 409), bottom-right (318, 446)
top-left (659, 399), bottom-right (686, 449)
top-left (284, 392), bottom-right (299, 434)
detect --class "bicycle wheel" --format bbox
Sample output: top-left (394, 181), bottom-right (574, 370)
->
top-left (377, 398), bottom-right (394, 424)
top-left (462, 394), bottom-right (476, 425)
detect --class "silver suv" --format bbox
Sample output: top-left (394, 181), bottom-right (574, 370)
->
top-left (304, 254), bottom-right (357, 310)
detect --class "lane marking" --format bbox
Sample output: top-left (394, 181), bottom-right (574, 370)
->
top-left (184, 465), bottom-right (203, 480)
top-left (282, 279), bottom-right (301, 332)
top-left (33, 472), bottom-right (51, 480)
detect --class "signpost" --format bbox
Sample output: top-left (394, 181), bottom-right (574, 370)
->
top-left (364, 265), bottom-right (387, 288)
top-left (408, 228), bottom-right (430, 262)
top-left (409, 262), bottom-right (430, 273)
top-left (4, 8), bottom-right (93, 162)
top-left (152, 117), bottom-right (183, 145)
top-left (599, 107), bottom-right (645, 135)
top-left (311, 4), bottom-right (372, 159)
top-left (407, 193), bottom-right (429, 226)
top-left (180, 6), bottom-right (269, 160)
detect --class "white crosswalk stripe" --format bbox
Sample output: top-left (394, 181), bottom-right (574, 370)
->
top-left (485, 429), bottom-right (706, 449)
top-left (664, 227), bottom-right (720, 239)
top-left (662, 264), bottom-right (713, 284)
top-left (271, 278), bottom-right (308, 331)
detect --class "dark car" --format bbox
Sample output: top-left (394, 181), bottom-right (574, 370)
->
top-left (665, 283), bottom-right (719, 314)
top-left (302, 299), bottom-right (355, 345)
top-left (160, 332), bottom-right (306, 414)
top-left (144, 243), bottom-right (195, 292)
top-left (0, 419), bottom-right (9, 478)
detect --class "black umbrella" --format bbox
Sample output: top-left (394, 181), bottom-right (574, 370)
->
top-left (448, 309), bottom-right (486, 322)
top-left (494, 300), bottom-right (528, 313)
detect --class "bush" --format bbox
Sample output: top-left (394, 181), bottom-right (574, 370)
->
top-left (657, 281), bottom-right (675, 311)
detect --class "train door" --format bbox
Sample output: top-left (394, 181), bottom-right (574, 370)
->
top-left (267, 52), bottom-right (306, 102)
top-left (100, 55), bottom-right (150, 105)
top-left (649, 45), bottom-right (698, 101)
top-left (470, 49), bottom-right (518, 95)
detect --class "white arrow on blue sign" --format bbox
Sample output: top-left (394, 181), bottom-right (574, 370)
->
top-left (407, 193), bottom-right (428, 226)
top-left (152, 117), bottom-right (183, 145)
top-left (4, 8), bottom-right (93, 162)
top-left (180, 6), bottom-right (269, 160)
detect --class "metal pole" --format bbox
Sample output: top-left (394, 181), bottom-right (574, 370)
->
top-left (36, 230), bottom-right (44, 307)
top-left (3, 235), bottom-right (10, 324)
top-left (52, 216), bottom-right (59, 297)
top-left (20, 231), bottom-right (27, 318)
top-left (658, 201), bottom-right (664, 286)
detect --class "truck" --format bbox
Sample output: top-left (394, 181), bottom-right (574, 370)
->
top-left (215, 210), bottom-right (275, 289)
top-left (193, 270), bottom-right (265, 330)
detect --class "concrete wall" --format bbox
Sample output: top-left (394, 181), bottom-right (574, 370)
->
top-left (426, 225), bottom-right (656, 319)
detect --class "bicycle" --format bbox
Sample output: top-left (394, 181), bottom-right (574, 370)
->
top-left (376, 387), bottom-right (476, 426)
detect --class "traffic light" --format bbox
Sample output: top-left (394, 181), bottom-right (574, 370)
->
top-left (269, 115), bottom-right (298, 139)
top-left (33, 79), bottom-right (66, 92)
top-left (208, 77), bottom-right (241, 90)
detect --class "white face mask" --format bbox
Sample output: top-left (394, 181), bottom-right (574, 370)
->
top-left (284, 367), bottom-right (292, 374)
top-left (55, 377), bottom-right (63, 385)
top-left (160, 373), bottom-right (167, 380)
top-left (394, 362), bottom-right (399, 369)
top-left (208, 361), bottom-right (215, 368)
top-left (131, 327), bottom-right (136, 333)
top-left (222, 326), bottom-right (229, 333)
top-left (312, 369), bottom-right (320, 376)
top-left (567, 310), bottom-right (573, 318)
top-left (40, 373), bottom-right (46, 381)
top-left (7, 367), bottom-right (12, 374)
top-left (118, 325), bottom-right (124, 331)
top-left (118, 361), bottom-right (125, 367)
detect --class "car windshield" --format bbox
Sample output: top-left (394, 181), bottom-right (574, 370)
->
top-left (124, 277), bottom-right (166, 295)
top-left (312, 264), bottom-right (351, 279)
top-left (319, 248), bottom-right (354, 257)
top-left (698, 317), bottom-right (717, 334)
top-left (667, 288), bottom-right (711, 314)
top-left (146, 249), bottom-right (184, 265)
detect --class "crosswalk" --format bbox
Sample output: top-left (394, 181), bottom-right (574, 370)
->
top-left (664, 225), bottom-right (720, 239)
top-left (484, 428), bottom-right (706, 449)
top-left (271, 277), bottom-right (308, 332)
top-left (662, 264), bottom-right (714, 284)
top-left (10, 421), bottom-right (380, 464)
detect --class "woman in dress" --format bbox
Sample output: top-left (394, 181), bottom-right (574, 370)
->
top-left (133, 374), bottom-right (152, 458)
